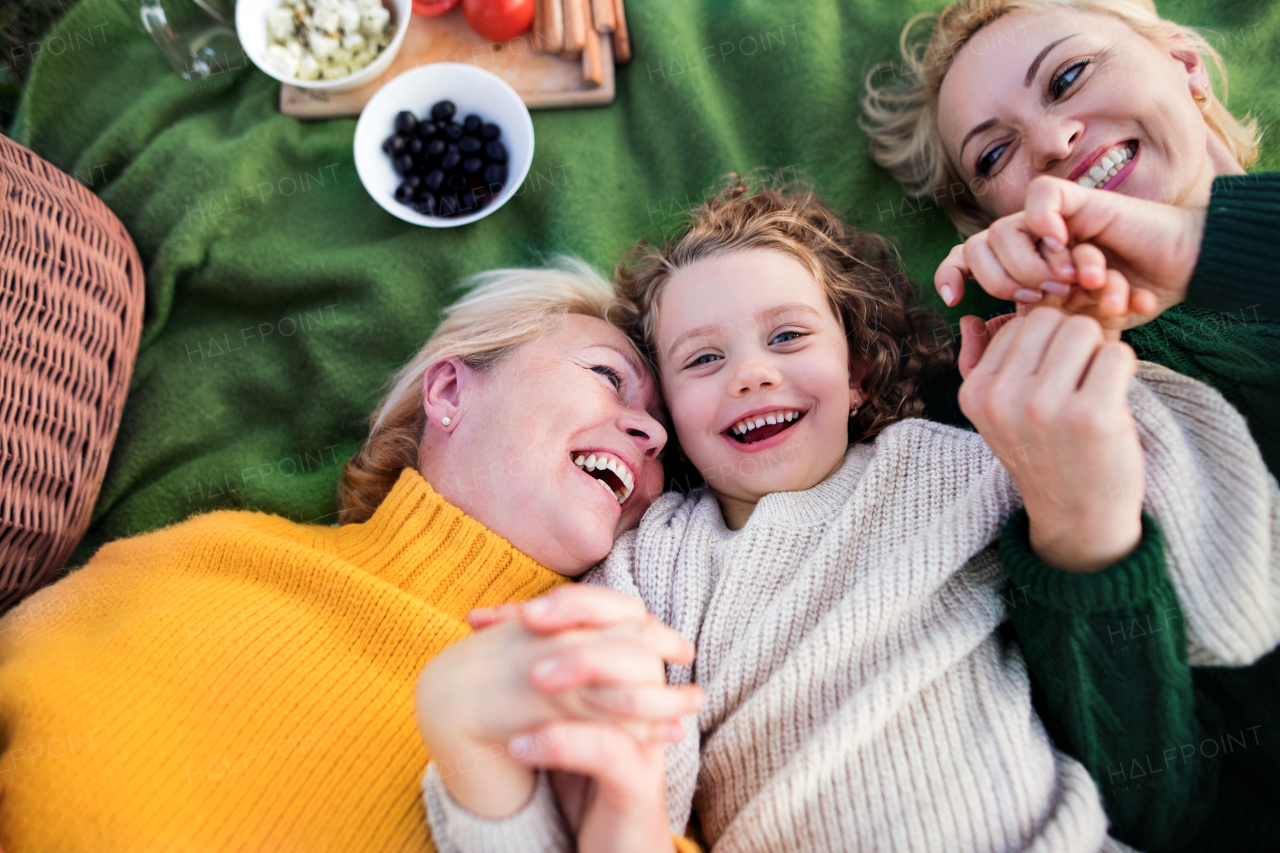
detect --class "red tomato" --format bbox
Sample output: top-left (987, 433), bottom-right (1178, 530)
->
top-left (412, 0), bottom-right (461, 17)
top-left (462, 0), bottom-right (535, 42)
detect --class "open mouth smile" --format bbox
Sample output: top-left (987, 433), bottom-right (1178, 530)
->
top-left (1073, 140), bottom-right (1138, 190)
top-left (726, 409), bottom-right (805, 445)
top-left (570, 450), bottom-right (635, 504)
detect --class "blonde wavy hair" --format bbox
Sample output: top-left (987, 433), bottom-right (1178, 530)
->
top-left (338, 258), bottom-right (626, 523)
top-left (861, 0), bottom-right (1261, 236)
top-left (612, 173), bottom-right (952, 489)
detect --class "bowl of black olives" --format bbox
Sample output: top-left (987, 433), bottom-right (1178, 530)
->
top-left (353, 63), bottom-right (534, 227)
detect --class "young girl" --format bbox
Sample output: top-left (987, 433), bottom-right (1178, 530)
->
top-left (419, 181), bottom-right (1279, 852)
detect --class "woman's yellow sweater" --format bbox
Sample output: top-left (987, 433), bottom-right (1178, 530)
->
top-left (0, 468), bottom-right (566, 852)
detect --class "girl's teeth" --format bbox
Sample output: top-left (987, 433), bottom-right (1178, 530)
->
top-left (733, 410), bottom-right (801, 435)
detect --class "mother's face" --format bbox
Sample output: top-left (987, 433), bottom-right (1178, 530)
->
top-left (937, 8), bottom-right (1221, 219)
top-left (419, 314), bottom-right (667, 576)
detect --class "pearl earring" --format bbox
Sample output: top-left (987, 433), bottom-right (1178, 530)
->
top-left (441, 416), bottom-right (451, 426)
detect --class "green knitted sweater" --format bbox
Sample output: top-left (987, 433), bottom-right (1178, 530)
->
top-left (1002, 172), bottom-right (1280, 852)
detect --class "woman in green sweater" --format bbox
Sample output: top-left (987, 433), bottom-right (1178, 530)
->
top-left (861, 0), bottom-right (1280, 848)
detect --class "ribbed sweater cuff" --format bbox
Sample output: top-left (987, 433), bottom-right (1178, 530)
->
top-left (422, 762), bottom-right (572, 853)
top-left (999, 509), bottom-right (1167, 614)
top-left (1186, 172), bottom-right (1280, 320)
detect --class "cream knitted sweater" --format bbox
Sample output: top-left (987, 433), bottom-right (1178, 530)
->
top-left (423, 364), bottom-right (1280, 853)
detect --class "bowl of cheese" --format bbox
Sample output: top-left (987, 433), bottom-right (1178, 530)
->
top-left (236, 0), bottom-right (412, 92)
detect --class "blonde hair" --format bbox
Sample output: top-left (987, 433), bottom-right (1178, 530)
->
top-left (860, 0), bottom-right (1261, 236)
top-left (613, 173), bottom-right (952, 478)
top-left (338, 258), bottom-right (625, 523)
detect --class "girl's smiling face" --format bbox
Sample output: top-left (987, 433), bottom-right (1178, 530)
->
top-left (937, 7), bottom-right (1237, 218)
top-left (656, 249), bottom-right (865, 529)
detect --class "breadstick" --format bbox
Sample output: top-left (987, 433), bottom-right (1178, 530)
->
top-left (611, 0), bottom-right (631, 65)
top-left (535, 0), bottom-right (564, 53)
top-left (582, 32), bottom-right (604, 87)
top-left (591, 0), bottom-right (614, 33)
top-left (561, 0), bottom-right (586, 58)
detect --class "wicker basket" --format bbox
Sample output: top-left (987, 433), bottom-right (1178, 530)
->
top-left (0, 134), bottom-right (145, 611)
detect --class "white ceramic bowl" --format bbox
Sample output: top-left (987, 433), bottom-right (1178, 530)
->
top-left (353, 63), bottom-right (535, 228)
top-left (236, 0), bottom-right (411, 92)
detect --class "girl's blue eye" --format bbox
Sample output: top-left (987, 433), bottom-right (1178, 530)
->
top-left (976, 143), bottom-right (1008, 177)
top-left (770, 331), bottom-right (802, 345)
top-left (1051, 60), bottom-right (1087, 100)
top-left (591, 365), bottom-right (622, 390)
top-left (689, 353), bottom-right (720, 367)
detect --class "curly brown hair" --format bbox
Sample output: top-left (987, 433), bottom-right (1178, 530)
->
top-left (612, 174), bottom-right (953, 490)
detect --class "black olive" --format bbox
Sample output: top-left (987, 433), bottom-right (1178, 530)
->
top-left (424, 169), bottom-right (445, 192)
top-left (430, 100), bottom-right (456, 122)
top-left (393, 154), bottom-right (415, 174)
top-left (483, 163), bottom-right (508, 188)
top-left (438, 193), bottom-right (461, 216)
top-left (462, 157), bottom-right (483, 175)
top-left (424, 139), bottom-right (444, 158)
top-left (484, 140), bottom-right (508, 163)
top-left (416, 120), bottom-right (439, 138)
top-left (394, 182), bottom-right (415, 203)
top-left (404, 174), bottom-right (422, 190)
top-left (382, 136), bottom-right (396, 155)
top-left (415, 192), bottom-right (437, 216)
top-left (443, 122), bottom-right (464, 141)
top-left (480, 123), bottom-right (501, 141)
top-left (445, 142), bottom-right (459, 155)
top-left (474, 189), bottom-right (493, 210)
top-left (463, 114), bottom-right (482, 134)
top-left (441, 151), bottom-right (462, 171)
top-left (446, 172), bottom-right (468, 193)
top-left (459, 136), bottom-right (482, 155)
top-left (395, 111), bottom-right (418, 135)
top-left (407, 137), bottom-right (424, 155)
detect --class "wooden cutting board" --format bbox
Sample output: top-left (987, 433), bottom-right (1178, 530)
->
top-left (279, 6), bottom-right (614, 117)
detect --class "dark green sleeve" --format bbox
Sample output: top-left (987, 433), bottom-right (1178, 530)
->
top-left (1184, 172), bottom-right (1280, 323)
top-left (1000, 509), bottom-right (1217, 851)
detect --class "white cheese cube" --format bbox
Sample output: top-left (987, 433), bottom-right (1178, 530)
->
top-left (285, 38), bottom-right (303, 59)
top-left (264, 44), bottom-right (299, 78)
top-left (341, 32), bottom-right (365, 50)
top-left (309, 33), bottom-right (339, 59)
top-left (298, 53), bottom-right (321, 79)
top-left (322, 61), bottom-right (350, 79)
top-left (361, 6), bottom-right (390, 33)
top-left (266, 8), bottom-right (295, 41)
top-left (337, 1), bottom-right (361, 32)
top-left (313, 7), bottom-right (340, 33)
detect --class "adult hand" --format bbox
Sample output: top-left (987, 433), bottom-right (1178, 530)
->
top-left (959, 307), bottom-right (1145, 572)
top-left (504, 722), bottom-right (677, 853)
top-left (936, 176), bottom-right (1207, 330)
top-left (416, 585), bottom-right (700, 818)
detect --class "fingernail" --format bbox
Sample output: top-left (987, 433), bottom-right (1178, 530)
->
top-left (524, 597), bottom-right (550, 616)
top-left (940, 284), bottom-right (954, 305)
top-left (665, 722), bottom-right (685, 742)
top-left (508, 735), bottom-right (532, 757)
top-left (1041, 236), bottom-right (1064, 253)
top-left (1040, 281), bottom-right (1070, 296)
top-left (531, 657), bottom-right (561, 680)
top-left (1014, 288), bottom-right (1044, 302)
top-left (1060, 263), bottom-right (1076, 277)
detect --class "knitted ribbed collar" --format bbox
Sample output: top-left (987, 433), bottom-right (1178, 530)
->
top-left (334, 468), bottom-right (567, 612)
top-left (708, 437), bottom-right (881, 534)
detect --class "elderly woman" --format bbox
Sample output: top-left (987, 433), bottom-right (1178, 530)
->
top-left (862, 1), bottom-right (1280, 849)
top-left (0, 260), bottom-right (699, 851)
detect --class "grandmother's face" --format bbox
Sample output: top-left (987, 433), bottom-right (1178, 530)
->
top-left (424, 315), bottom-right (667, 576)
top-left (937, 8), bottom-right (1220, 218)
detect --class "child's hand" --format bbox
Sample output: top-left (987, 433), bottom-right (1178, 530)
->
top-left (415, 586), bottom-right (701, 820)
top-left (935, 175), bottom-right (1206, 330)
top-left (959, 307), bottom-right (1145, 573)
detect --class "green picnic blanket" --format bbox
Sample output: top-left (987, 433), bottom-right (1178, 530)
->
top-left (11, 0), bottom-right (1280, 565)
